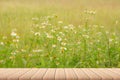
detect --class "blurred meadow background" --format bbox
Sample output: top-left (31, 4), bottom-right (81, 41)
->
top-left (0, 0), bottom-right (120, 68)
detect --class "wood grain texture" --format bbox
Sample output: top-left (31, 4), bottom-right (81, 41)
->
top-left (99, 68), bottom-right (120, 80)
top-left (65, 68), bottom-right (78, 80)
top-left (90, 68), bottom-right (113, 80)
top-left (0, 69), bottom-right (20, 80)
top-left (31, 68), bottom-right (47, 80)
top-left (73, 68), bottom-right (89, 80)
top-left (55, 68), bottom-right (66, 80)
top-left (19, 68), bottom-right (38, 80)
top-left (0, 68), bottom-right (120, 80)
top-left (43, 68), bottom-right (56, 80)
top-left (81, 68), bottom-right (101, 80)
top-left (107, 68), bottom-right (120, 76)
top-left (7, 69), bottom-right (30, 80)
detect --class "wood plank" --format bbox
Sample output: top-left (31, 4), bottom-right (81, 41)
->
top-left (81, 68), bottom-right (101, 80)
top-left (65, 68), bottom-right (77, 80)
top-left (31, 68), bottom-right (47, 80)
top-left (19, 68), bottom-right (39, 80)
top-left (55, 68), bottom-right (66, 80)
top-left (108, 68), bottom-right (120, 76)
top-left (99, 68), bottom-right (120, 80)
top-left (0, 69), bottom-right (20, 80)
top-left (7, 69), bottom-right (30, 80)
top-left (0, 68), bottom-right (120, 80)
top-left (73, 68), bottom-right (89, 80)
top-left (0, 68), bottom-right (9, 74)
top-left (90, 68), bottom-right (113, 80)
top-left (43, 68), bottom-right (56, 80)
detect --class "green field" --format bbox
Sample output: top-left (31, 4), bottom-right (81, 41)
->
top-left (0, 0), bottom-right (120, 68)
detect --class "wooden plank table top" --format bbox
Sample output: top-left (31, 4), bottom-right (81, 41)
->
top-left (0, 68), bottom-right (120, 80)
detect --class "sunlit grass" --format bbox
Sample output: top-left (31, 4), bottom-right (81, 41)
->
top-left (0, 0), bottom-right (120, 68)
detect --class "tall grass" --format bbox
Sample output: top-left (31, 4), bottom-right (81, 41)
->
top-left (0, 0), bottom-right (120, 68)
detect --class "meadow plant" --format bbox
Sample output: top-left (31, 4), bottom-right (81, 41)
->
top-left (0, 13), bottom-right (120, 68)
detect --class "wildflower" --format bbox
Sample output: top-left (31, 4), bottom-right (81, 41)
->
top-left (58, 21), bottom-right (63, 24)
top-left (13, 39), bottom-right (19, 43)
top-left (11, 31), bottom-right (17, 37)
top-left (51, 29), bottom-right (56, 33)
top-left (84, 10), bottom-right (96, 15)
top-left (57, 36), bottom-right (62, 42)
top-left (84, 10), bottom-right (88, 13)
top-left (97, 40), bottom-right (100, 43)
top-left (60, 47), bottom-right (67, 51)
top-left (74, 31), bottom-right (77, 34)
top-left (34, 32), bottom-right (41, 36)
top-left (63, 26), bottom-right (69, 29)
top-left (11, 52), bottom-right (16, 55)
top-left (52, 44), bottom-right (56, 48)
top-left (93, 25), bottom-right (98, 28)
top-left (46, 33), bottom-right (53, 39)
top-left (78, 25), bottom-right (81, 28)
top-left (77, 41), bottom-right (81, 44)
top-left (59, 32), bottom-right (65, 36)
top-left (9, 56), bottom-right (15, 60)
top-left (33, 49), bottom-right (43, 53)
top-left (28, 54), bottom-right (33, 57)
top-left (40, 26), bottom-right (46, 29)
top-left (90, 42), bottom-right (93, 45)
top-left (41, 21), bottom-right (50, 26)
top-left (61, 42), bottom-right (67, 46)
top-left (89, 10), bottom-right (96, 15)
top-left (41, 22), bottom-right (47, 26)
top-left (34, 24), bottom-right (39, 28)
top-left (0, 42), bottom-right (4, 46)
top-left (109, 39), bottom-right (114, 42)
top-left (21, 49), bottom-right (26, 52)
top-left (68, 24), bottom-right (74, 30)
